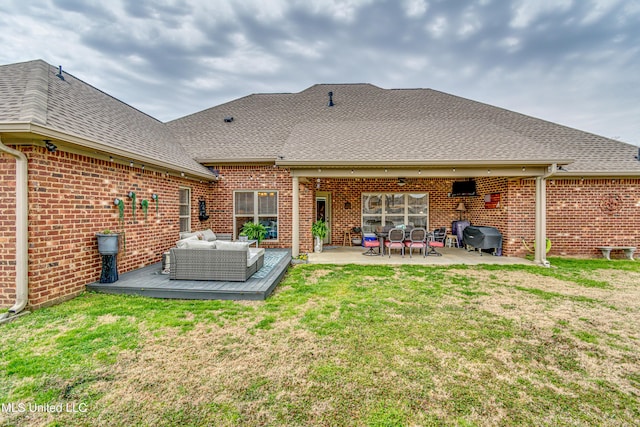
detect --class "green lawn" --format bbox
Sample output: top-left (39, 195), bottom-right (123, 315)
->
top-left (1, 258), bottom-right (639, 426)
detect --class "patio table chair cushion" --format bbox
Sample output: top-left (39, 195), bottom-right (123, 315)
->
top-left (362, 238), bottom-right (381, 255)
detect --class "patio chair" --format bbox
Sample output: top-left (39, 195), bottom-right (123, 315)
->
top-left (362, 233), bottom-right (381, 256)
top-left (427, 227), bottom-right (446, 256)
top-left (404, 227), bottom-right (427, 258)
top-left (384, 227), bottom-right (405, 257)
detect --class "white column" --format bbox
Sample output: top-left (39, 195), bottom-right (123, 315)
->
top-left (534, 176), bottom-right (549, 266)
top-left (292, 176), bottom-right (300, 257)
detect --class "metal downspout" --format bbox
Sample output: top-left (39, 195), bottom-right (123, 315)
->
top-left (0, 137), bottom-right (29, 322)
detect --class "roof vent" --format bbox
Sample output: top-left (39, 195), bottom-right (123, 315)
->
top-left (327, 91), bottom-right (334, 107)
top-left (224, 116), bottom-right (234, 123)
top-left (56, 65), bottom-right (65, 81)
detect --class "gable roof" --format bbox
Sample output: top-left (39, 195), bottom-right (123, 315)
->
top-left (0, 60), bottom-right (212, 178)
top-left (169, 83), bottom-right (640, 175)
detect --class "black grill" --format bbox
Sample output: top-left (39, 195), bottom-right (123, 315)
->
top-left (463, 226), bottom-right (502, 255)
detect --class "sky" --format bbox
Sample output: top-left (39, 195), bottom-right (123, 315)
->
top-left (1, 0), bottom-right (639, 146)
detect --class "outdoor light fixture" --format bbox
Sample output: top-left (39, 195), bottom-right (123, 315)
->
top-left (397, 177), bottom-right (406, 186)
top-left (44, 140), bottom-right (57, 152)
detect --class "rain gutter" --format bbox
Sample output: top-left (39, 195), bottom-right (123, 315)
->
top-left (0, 137), bottom-right (29, 323)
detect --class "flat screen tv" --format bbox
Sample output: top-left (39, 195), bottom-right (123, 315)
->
top-left (451, 180), bottom-right (477, 197)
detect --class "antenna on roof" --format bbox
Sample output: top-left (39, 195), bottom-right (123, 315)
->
top-left (56, 65), bottom-right (64, 81)
top-left (327, 91), bottom-right (334, 107)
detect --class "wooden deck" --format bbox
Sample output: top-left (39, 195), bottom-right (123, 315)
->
top-left (87, 249), bottom-right (291, 301)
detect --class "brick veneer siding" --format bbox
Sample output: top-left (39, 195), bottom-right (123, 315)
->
top-left (0, 154), bottom-right (17, 306)
top-left (0, 145), bottom-right (210, 308)
top-left (511, 178), bottom-right (640, 258)
top-left (207, 165), bottom-right (296, 249)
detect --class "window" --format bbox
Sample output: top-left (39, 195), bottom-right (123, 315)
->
top-left (178, 187), bottom-right (191, 232)
top-left (234, 191), bottom-right (278, 240)
top-left (362, 193), bottom-right (428, 232)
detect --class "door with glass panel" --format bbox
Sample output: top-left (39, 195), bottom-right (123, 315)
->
top-left (315, 192), bottom-right (331, 244)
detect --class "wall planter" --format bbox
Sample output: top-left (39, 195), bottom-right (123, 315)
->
top-left (141, 199), bottom-right (149, 221)
top-left (128, 191), bottom-right (137, 221)
top-left (96, 231), bottom-right (119, 255)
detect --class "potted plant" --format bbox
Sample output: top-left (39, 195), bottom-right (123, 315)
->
top-left (96, 229), bottom-right (119, 255)
top-left (240, 221), bottom-right (267, 245)
top-left (312, 220), bottom-right (328, 253)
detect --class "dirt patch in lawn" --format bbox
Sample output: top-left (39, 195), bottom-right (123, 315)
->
top-left (444, 268), bottom-right (640, 396)
top-left (90, 317), bottom-right (330, 426)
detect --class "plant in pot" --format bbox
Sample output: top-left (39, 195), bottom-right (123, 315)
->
top-left (96, 229), bottom-right (119, 255)
top-left (240, 221), bottom-right (267, 246)
top-left (312, 220), bottom-right (328, 253)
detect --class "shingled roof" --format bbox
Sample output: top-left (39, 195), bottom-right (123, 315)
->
top-left (0, 60), bottom-right (212, 178)
top-left (168, 83), bottom-right (640, 175)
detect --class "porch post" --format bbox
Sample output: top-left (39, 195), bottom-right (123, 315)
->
top-left (292, 176), bottom-right (300, 258)
top-left (534, 176), bottom-right (549, 266)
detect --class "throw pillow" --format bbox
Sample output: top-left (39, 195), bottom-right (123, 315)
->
top-left (176, 235), bottom-right (199, 248)
top-left (201, 229), bottom-right (217, 241)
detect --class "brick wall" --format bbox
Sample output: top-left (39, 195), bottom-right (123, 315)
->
top-left (506, 178), bottom-right (640, 258)
top-left (207, 165), bottom-right (297, 249)
top-left (0, 145), bottom-right (209, 308)
top-left (0, 153), bottom-right (17, 306)
top-left (546, 178), bottom-right (640, 257)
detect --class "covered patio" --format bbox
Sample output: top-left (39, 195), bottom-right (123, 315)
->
top-left (307, 245), bottom-right (535, 265)
top-left (287, 165), bottom-right (562, 266)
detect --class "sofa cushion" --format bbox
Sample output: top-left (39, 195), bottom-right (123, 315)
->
top-left (201, 229), bottom-right (217, 242)
top-left (247, 247), bottom-right (265, 267)
top-left (215, 241), bottom-right (250, 252)
top-left (176, 235), bottom-right (199, 248)
top-left (185, 240), bottom-right (216, 249)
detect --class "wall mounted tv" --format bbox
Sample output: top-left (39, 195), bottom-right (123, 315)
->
top-left (451, 180), bottom-right (477, 197)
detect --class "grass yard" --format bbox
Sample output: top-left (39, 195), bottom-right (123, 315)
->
top-left (1, 258), bottom-right (639, 426)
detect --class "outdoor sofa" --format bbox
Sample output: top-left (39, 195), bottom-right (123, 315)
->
top-left (169, 235), bottom-right (264, 281)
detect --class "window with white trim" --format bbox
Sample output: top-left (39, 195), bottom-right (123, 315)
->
top-left (178, 187), bottom-right (191, 232)
top-left (362, 193), bottom-right (428, 232)
top-left (234, 190), bottom-right (278, 240)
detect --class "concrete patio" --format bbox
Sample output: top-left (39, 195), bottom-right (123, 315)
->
top-left (307, 246), bottom-right (536, 266)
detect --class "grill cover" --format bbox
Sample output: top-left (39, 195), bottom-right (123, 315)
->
top-left (463, 226), bottom-right (502, 252)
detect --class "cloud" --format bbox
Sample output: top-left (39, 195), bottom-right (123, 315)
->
top-left (0, 0), bottom-right (638, 145)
